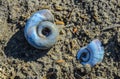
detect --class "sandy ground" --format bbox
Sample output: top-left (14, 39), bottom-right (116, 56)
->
top-left (0, 0), bottom-right (120, 79)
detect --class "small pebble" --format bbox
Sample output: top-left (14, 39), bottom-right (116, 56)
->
top-left (55, 5), bottom-right (63, 11)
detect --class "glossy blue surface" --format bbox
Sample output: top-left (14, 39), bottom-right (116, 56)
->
top-left (24, 9), bottom-right (58, 49)
top-left (77, 39), bottom-right (104, 67)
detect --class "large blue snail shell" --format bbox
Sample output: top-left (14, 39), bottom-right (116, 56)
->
top-left (24, 9), bottom-right (59, 49)
top-left (77, 39), bottom-right (104, 67)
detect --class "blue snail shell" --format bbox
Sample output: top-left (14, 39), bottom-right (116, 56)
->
top-left (24, 9), bottom-right (59, 49)
top-left (77, 39), bottom-right (104, 67)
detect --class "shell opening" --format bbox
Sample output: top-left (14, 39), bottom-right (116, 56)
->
top-left (42, 27), bottom-right (51, 37)
top-left (80, 50), bottom-right (90, 62)
top-left (81, 52), bottom-right (87, 59)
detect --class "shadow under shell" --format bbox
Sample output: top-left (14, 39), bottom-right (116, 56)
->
top-left (4, 29), bottom-right (50, 62)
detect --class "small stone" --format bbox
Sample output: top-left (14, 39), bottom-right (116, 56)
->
top-left (103, 39), bottom-right (109, 45)
top-left (73, 27), bottom-right (78, 33)
top-left (84, 64), bottom-right (92, 74)
top-left (80, 14), bottom-right (89, 20)
top-left (70, 39), bottom-right (78, 49)
top-left (93, 16), bottom-right (102, 23)
top-left (65, 30), bottom-right (72, 38)
top-left (56, 59), bottom-right (65, 64)
top-left (76, 64), bottom-right (83, 69)
top-left (41, 6), bottom-right (50, 9)
top-left (59, 30), bottom-right (64, 35)
top-left (55, 5), bottom-right (63, 11)
top-left (55, 21), bottom-right (64, 25)
top-left (103, 12), bottom-right (109, 19)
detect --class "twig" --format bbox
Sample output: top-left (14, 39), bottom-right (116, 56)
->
top-left (68, 8), bottom-right (74, 20)
top-left (75, 72), bottom-right (82, 79)
top-left (102, 24), bottom-right (120, 31)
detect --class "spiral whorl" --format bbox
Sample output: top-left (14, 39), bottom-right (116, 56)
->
top-left (24, 9), bottom-right (58, 49)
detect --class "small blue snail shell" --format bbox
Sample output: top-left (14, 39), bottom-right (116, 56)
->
top-left (24, 9), bottom-right (59, 49)
top-left (77, 39), bottom-right (104, 67)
